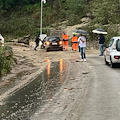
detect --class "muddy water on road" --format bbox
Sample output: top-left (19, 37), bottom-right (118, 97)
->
top-left (0, 59), bottom-right (68, 120)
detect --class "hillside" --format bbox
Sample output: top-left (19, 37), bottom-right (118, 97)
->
top-left (0, 0), bottom-right (120, 41)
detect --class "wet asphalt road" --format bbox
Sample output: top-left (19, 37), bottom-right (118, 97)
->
top-left (0, 60), bottom-right (68, 120)
top-left (78, 55), bottom-right (120, 120)
top-left (71, 55), bottom-right (120, 120)
top-left (1, 55), bottom-right (120, 120)
top-left (31, 55), bottom-right (120, 120)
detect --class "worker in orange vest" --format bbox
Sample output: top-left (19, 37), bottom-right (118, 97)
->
top-left (62, 33), bottom-right (69, 50)
top-left (72, 34), bottom-right (78, 51)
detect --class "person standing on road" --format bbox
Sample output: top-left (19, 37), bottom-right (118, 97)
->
top-left (62, 33), bottom-right (69, 50)
top-left (71, 34), bottom-right (78, 51)
top-left (99, 34), bottom-right (105, 56)
top-left (78, 34), bottom-right (86, 62)
top-left (34, 34), bottom-right (40, 51)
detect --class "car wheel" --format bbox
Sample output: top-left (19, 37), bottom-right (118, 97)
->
top-left (105, 58), bottom-right (109, 65)
top-left (61, 48), bottom-right (63, 51)
top-left (46, 49), bottom-right (49, 52)
top-left (110, 60), bottom-right (115, 68)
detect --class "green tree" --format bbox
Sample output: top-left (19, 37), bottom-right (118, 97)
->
top-left (0, 0), bottom-right (40, 9)
top-left (89, 0), bottom-right (120, 25)
top-left (0, 0), bottom-right (14, 9)
top-left (62, 0), bottom-right (87, 25)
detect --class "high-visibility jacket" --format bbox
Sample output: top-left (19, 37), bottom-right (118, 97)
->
top-left (63, 34), bottom-right (69, 41)
top-left (72, 36), bottom-right (78, 43)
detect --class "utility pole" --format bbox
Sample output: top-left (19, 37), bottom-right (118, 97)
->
top-left (40, 0), bottom-right (46, 35)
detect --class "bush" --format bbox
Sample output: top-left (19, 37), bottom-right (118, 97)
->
top-left (88, 0), bottom-right (120, 25)
top-left (0, 46), bottom-right (13, 77)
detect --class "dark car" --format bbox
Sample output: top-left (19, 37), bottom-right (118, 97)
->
top-left (43, 36), bottom-right (63, 52)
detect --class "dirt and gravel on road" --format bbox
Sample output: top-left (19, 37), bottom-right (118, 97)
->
top-left (0, 43), bottom-right (99, 96)
top-left (0, 43), bottom-right (99, 105)
top-left (0, 42), bottom-right (101, 120)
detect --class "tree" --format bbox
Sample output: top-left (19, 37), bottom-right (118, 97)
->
top-left (63, 0), bottom-right (87, 24)
top-left (0, 0), bottom-right (40, 9)
top-left (0, 0), bottom-right (14, 9)
top-left (89, 0), bottom-right (120, 25)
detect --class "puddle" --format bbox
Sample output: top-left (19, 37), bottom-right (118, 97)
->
top-left (0, 69), bottom-right (37, 95)
top-left (0, 59), bottom-right (68, 120)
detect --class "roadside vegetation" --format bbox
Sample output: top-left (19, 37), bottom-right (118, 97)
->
top-left (87, 0), bottom-right (120, 43)
top-left (0, 0), bottom-right (87, 40)
top-left (0, 46), bottom-right (13, 77)
top-left (0, 0), bottom-right (120, 41)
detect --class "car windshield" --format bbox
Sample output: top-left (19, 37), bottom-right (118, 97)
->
top-left (116, 39), bottom-right (120, 51)
top-left (48, 37), bottom-right (60, 42)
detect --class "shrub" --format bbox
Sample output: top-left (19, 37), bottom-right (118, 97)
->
top-left (0, 46), bottom-right (13, 77)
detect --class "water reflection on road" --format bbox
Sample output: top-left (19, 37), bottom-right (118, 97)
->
top-left (0, 59), bottom-right (68, 120)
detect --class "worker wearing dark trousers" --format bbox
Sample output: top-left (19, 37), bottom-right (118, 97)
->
top-left (34, 34), bottom-right (40, 51)
top-left (62, 33), bottom-right (69, 50)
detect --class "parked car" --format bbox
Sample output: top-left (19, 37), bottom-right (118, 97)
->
top-left (42, 36), bottom-right (63, 52)
top-left (104, 36), bottom-right (120, 68)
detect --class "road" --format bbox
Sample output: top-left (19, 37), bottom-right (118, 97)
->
top-left (1, 45), bottom-right (120, 120)
top-left (78, 56), bottom-right (120, 120)
top-left (31, 55), bottom-right (120, 120)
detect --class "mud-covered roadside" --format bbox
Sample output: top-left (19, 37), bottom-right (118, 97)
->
top-left (0, 44), bottom-right (99, 102)
top-left (30, 56), bottom-right (94, 120)
top-left (28, 48), bottom-right (97, 120)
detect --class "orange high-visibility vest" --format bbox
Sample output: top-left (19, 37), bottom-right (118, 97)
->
top-left (72, 36), bottom-right (78, 42)
top-left (63, 34), bottom-right (69, 40)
